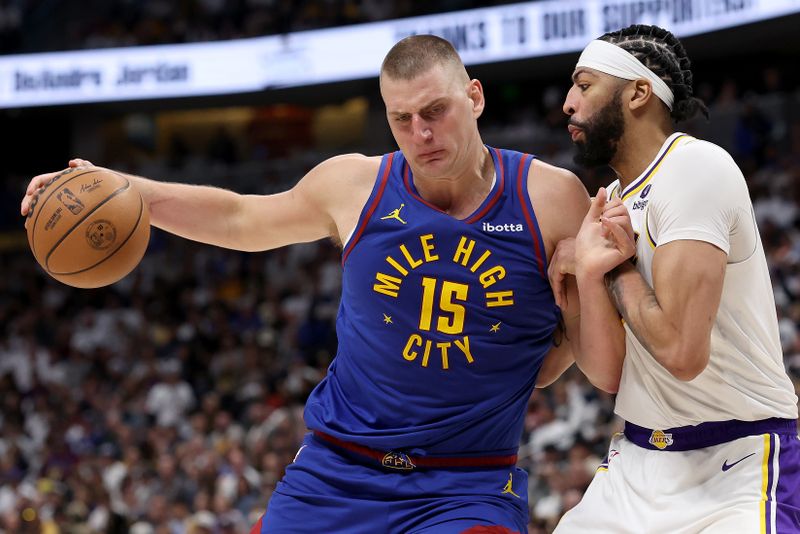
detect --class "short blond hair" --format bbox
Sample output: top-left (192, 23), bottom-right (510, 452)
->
top-left (380, 35), bottom-right (468, 82)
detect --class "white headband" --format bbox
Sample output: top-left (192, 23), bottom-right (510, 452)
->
top-left (576, 39), bottom-right (674, 111)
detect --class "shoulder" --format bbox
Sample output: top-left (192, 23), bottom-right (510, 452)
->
top-left (659, 138), bottom-right (747, 195)
top-left (298, 153), bottom-right (383, 199)
top-left (527, 159), bottom-right (590, 249)
top-left (528, 159), bottom-right (590, 214)
top-left (307, 153), bottom-right (384, 182)
top-left (528, 159), bottom-right (588, 203)
top-left (669, 138), bottom-right (742, 179)
top-left (293, 153), bottom-right (386, 236)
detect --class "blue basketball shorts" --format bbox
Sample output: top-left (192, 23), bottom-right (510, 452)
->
top-left (257, 433), bottom-right (529, 533)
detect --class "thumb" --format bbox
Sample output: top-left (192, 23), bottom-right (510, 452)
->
top-left (586, 187), bottom-right (607, 221)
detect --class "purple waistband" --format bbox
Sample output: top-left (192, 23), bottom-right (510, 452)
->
top-left (624, 418), bottom-right (798, 451)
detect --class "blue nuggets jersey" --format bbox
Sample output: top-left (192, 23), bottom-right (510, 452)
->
top-left (304, 147), bottom-right (559, 456)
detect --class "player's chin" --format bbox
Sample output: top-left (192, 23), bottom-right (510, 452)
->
top-left (416, 155), bottom-right (450, 175)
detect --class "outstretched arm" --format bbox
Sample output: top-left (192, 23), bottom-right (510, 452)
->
top-left (21, 155), bottom-right (380, 251)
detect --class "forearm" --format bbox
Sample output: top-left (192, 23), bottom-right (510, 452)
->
top-left (606, 261), bottom-right (701, 380)
top-left (574, 272), bottom-right (625, 393)
top-left (535, 337), bottom-right (574, 388)
top-left (130, 175), bottom-right (247, 249)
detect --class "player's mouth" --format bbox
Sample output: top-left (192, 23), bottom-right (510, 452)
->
top-left (419, 149), bottom-right (445, 161)
top-left (567, 125), bottom-right (583, 142)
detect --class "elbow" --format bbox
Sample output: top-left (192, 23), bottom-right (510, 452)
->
top-left (534, 376), bottom-right (554, 389)
top-left (535, 365), bottom-right (571, 388)
top-left (591, 377), bottom-right (619, 394)
top-left (576, 360), bottom-right (621, 394)
top-left (661, 348), bottom-right (709, 382)
top-left (534, 367), bottom-right (556, 389)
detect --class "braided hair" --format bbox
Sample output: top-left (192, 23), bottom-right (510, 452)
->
top-left (600, 24), bottom-right (708, 122)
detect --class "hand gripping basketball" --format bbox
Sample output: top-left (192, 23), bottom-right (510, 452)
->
top-left (24, 164), bottom-right (150, 288)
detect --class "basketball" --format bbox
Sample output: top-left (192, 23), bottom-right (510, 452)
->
top-left (25, 166), bottom-right (150, 288)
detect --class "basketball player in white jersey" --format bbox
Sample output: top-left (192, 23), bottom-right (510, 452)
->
top-left (550, 24), bottom-right (800, 533)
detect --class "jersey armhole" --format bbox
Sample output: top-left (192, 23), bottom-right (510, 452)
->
top-left (341, 152), bottom-right (395, 266)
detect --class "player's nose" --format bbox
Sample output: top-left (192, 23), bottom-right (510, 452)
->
top-left (563, 87), bottom-right (578, 116)
top-left (411, 115), bottom-right (432, 142)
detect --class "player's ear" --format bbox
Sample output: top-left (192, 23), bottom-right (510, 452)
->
top-left (468, 79), bottom-right (485, 118)
top-left (629, 79), bottom-right (654, 111)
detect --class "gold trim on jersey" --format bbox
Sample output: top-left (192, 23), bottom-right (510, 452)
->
top-left (620, 134), bottom-right (693, 201)
top-left (644, 209), bottom-right (657, 249)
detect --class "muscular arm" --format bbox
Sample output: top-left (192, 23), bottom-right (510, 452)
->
top-left (536, 275), bottom-right (581, 388)
top-left (542, 188), bottom-right (629, 393)
top-left (607, 240), bottom-right (726, 380)
top-left (25, 154), bottom-right (379, 252)
top-left (573, 266), bottom-right (626, 392)
top-left (527, 160), bottom-right (592, 389)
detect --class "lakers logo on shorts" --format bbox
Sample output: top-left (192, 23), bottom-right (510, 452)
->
top-left (648, 430), bottom-right (674, 450)
top-left (382, 451), bottom-right (415, 470)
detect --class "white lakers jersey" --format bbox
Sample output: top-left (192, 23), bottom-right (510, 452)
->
top-left (610, 132), bottom-right (798, 428)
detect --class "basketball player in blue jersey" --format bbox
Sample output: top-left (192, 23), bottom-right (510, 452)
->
top-left (21, 36), bottom-right (610, 533)
top-left (548, 25), bottom-right (800, 533)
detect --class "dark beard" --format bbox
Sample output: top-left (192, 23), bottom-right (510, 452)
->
top-left (571, 91), bottom-right (625, 168)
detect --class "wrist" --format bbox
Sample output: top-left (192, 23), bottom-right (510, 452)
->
top-left (575, 264), bottom-right (607, 286)
top-left (604, 260), bottom-right (635, 291)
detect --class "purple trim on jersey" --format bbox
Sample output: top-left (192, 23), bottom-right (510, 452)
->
top-left (624, 418), bottom-right (798, 451)
top-left (516, 154), bottom-right (547, 279)
top-left (775, 432), bottom-right (800, 533)
top-left (619, 134), bottom-right (684, 199)
top-left (341, 153), bottom-right (394, 266)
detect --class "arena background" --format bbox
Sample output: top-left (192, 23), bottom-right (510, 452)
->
top-left (1, 1), bottom-right (799, 533)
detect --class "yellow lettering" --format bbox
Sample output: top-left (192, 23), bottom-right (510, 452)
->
top-left (437, 342), bottom-right (451, 370)
top-left (437, 281), bottom-right (468, 334)
top-left (469, 250), bottom-right (492, 273)
top-left (386, 256), bottom-right (409, 276)
top-left (486, 291), bottom-right (515, 308)
top-left (403, 334), bottom-right (422, 361)
top-left (419, 234), bottom-right (439, 262)
top-left (453, 236), bottom-right (475, 267)
top-left (400, 244), bottom-right (423, 269)
top-left (421, 340), bottom-right (432, 367)
top-left (454, 336), bottom-right (474, 364)
top-left (419, 277), bottom-right (437, 331)
top-left (374, 273), bottom-right (402, 297)
top-left (407, 335), bottom-right (475, 369)
top-left (479, 265), bottom-right (506, 289)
